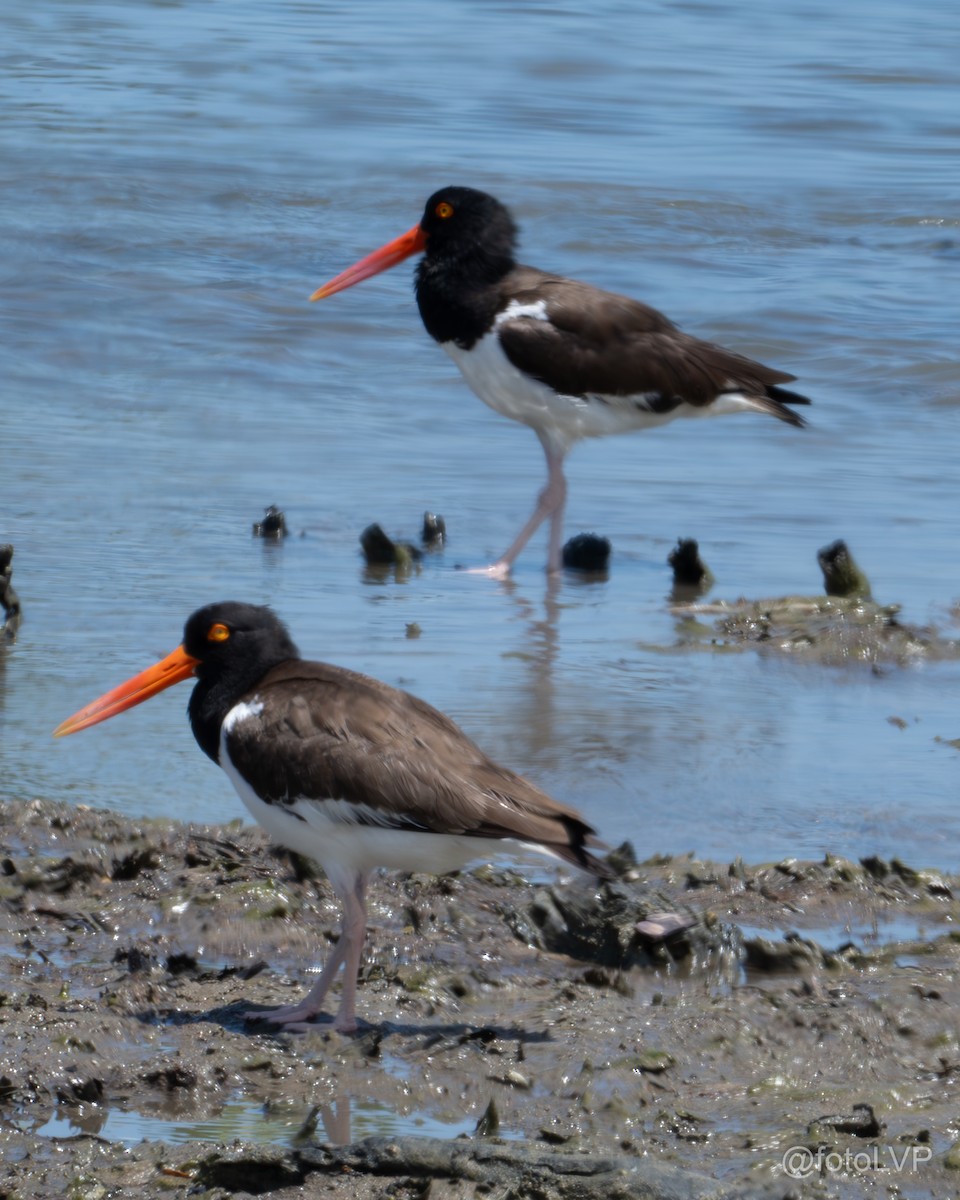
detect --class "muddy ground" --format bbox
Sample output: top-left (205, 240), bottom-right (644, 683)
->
top-left (1, 798), bottom-right (959, 1199)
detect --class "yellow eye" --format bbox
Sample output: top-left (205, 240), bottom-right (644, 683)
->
top-left (207, 622), bottom-right (230, 643)
top-left (435, 201), bottom-right (454, 219)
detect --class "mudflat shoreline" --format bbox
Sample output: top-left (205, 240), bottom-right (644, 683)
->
top-left (1, 797), bottom-right (957, 1198)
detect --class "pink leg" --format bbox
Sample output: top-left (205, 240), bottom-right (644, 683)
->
top-left (243, 872), bottom-right (369, 1033)
top-left (330, 873), bottom-right (368, 1033)
top-left (470, 437), bottom-right (568, 578)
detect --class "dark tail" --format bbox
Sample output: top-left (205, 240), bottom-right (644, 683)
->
top-left (767, 383), bottom-right (812, 428)
top-left (560, 817), bottom-right (616, 881)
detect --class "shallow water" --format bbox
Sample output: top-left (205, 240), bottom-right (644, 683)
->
top-left (31, 1094), bottom-right (481, 1148)
top-left (2, 0), bottom-right (959, 880)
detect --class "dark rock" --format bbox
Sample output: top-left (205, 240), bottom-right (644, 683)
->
top-left (165, 952), bottom-right (198, 976)
top-left (0, 544), bottom-right (21, 641)
top-left (23, 855), bottom-right (101, 895)
top-left (110, 846), bottom-right (160, 881)
top-left (817, 539), bottom-right (871, 599)
top-left (562, 533), bottom-right (611, 573)
top-left (66, 1076), bottom-right (104, 1104)
top-left (810, 1102), bottom-right (883, 1138)
top-left (252, 505), bottom-right (288, 538)
top-left (860, 854), bottom-right (890, 879)
top-left (502, 881), bottom-right (717, 968)
top-left (142, 1063), bottom-right (199, 1090)
top-left (475, 1097), bottom-right (500, 1137)
top-left (743, 933), bottom-right (822, 972)
top-left (196, 1145), bottom-right (304, 1193)
top-left (668, 538), bottom-right (714, 597)
top-left (114, 944), bottom-right (159, 974)
top-left (421, 511), bottom-right (446, 547)
top-left (360, 523), bottom-right (423, 567)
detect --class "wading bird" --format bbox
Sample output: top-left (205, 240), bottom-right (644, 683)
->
top-left (55, 602), bottom-right (609, 1032)
top-left (312, 186), bottom-right (810, 578)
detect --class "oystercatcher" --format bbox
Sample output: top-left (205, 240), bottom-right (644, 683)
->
top-left (54, 602), bottom-right (609, 1032)
top-left (312, 186), bottom-right (810, 578)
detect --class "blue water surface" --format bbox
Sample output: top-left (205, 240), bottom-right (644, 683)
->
top-left (2, 0), bottom-right (958, 871)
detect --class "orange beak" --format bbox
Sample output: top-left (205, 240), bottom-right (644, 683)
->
top-left (310, 223), bottom-right (427, 301)
top-left (53, 644), bottom-right (200, 737)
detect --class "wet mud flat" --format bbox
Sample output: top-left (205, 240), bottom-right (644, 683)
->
top-left (2, 799), bottom-right (959, 1198)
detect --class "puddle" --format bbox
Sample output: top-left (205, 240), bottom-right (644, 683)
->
top-left (737, 912), bottom-right (941, 951)
top-left (30, 1094), bottom-right (483, 1147)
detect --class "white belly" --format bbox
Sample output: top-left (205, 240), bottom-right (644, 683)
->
top-left (443, 333), bottom-right (723, 451)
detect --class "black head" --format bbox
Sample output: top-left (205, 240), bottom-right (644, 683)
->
top-left (183, 601), bottom-right (300, 683)
top-left (53, 600), bottom-right (300, 758)
top-left (412, 189), bottom-right (520, 345)
top-left (418, 187), bottom-right (518, 269)
top-left (183, 602), bottom-right (300, 762)
top-left (311, 187), bottom-right (519, 313)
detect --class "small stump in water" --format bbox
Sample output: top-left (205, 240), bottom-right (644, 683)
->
top-left (668, 538), bottom-right (714, 599)
top-left (360, 523), bottom-right (423, 568)
top-left (818, 539), bottom-right (872, 599)
top-left (1, 545), bottom-right (21, 642)
top-left (252, 506), bottom-right (288, 539)
top-left (562, 533), bottom-right (611, 574)
top-left (421, 512), bottom-right (446, 549)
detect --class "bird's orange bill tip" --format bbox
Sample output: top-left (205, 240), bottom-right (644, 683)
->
top-left (309, 223), bottom-right (427, 301)
top-left (53, 643), bottom-right (200, 738)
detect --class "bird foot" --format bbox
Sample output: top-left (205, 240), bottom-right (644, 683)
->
top-left (242, 1002), bottom-right (323, 1027)
top-left (283, 1017), bottom-right (359, 1035)
top-left (242, 1003), bottom-right (359, 1034)
top-left (461, 561), bottom-right (512, 581)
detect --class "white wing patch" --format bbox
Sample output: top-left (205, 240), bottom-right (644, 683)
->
top-left (494, 297), bottom-right (549, 326)
top-left (221, 697), bottom-right (264, 740)
top-left (299, 797), bottom-right (426, 830)
top-left (711, 390), bottom-right (770, 417)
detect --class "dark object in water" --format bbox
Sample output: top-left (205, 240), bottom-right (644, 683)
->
top-left (421, 512), bottom-right (446, 548)
top-left (669, 538), bottom-right (712, 586)
top-left (562, 533), bottom-right (611, 573)
top-left (668, 538), bottom-right (715, 600)
top-left (1, 545), bottom-right (21, 641)
top-left (360, 523), bottom-right (423, 567)
top-left (252, 506), bottom-right (288, 539)
top-left (810, 1103), bottom-right (882, 1139)
top-left (818, 539), bottom-right (871, 599)
top-left (474, 1097), bottom-right (500, 1138)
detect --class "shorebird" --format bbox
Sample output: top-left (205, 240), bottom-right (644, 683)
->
top-left (312, 186), bottom-right (810, 578)
top-left (55, 601), bottom-right (609, 1032)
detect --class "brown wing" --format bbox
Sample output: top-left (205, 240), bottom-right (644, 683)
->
top-left (225, 660), bottom-right (609, 875)
top-left (497, 269), bottom-right (809, 423)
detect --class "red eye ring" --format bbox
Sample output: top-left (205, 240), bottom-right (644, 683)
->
top-left (207, 622), bottom-right (230, 642)
top-left (435, 201), bottom-right (454, 219)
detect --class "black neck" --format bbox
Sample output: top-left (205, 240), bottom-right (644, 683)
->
top-left (415, 248), bottom-right (513, 350)
top-left (187, 653), bottom-right (297, 765)
top-left (188, 672), bottom-right (241, 764)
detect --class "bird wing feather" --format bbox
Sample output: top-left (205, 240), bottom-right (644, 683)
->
top-left (496, 271), bottom-right (799, 410)
top-left (224, 660), bottom-right (602, 867)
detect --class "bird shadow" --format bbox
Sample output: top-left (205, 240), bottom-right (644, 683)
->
top-left (159, 1002), bottom-right (555, 1048)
